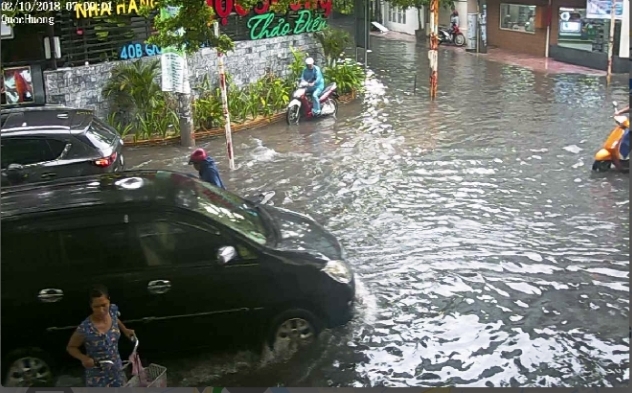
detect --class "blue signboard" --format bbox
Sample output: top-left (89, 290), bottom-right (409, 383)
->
top-left (586, 0), bottom-right (625, 20)
top-left (118, 42), bottom-right (162, 60)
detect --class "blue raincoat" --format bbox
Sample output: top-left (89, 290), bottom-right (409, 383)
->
top-left (301, 65), bottom-right (325, 114)
top-left (198, 156), bottom-right (225, 189)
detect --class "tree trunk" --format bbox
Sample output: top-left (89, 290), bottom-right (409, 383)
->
top-left (178, 92), bottom-right (195, 147)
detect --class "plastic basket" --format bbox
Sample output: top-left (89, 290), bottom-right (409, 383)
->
top-left (124, 363), bottom-right (167, 387)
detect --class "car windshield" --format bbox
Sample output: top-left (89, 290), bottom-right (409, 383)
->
top-left (189, 179), bottom-right (268, 245)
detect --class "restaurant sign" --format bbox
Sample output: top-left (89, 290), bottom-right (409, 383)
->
top-left (75, 0), bottom-right (157, 19)
top-left (75, 0), bottom-right (332, 41)
top-left (247, 9), bottom-right (327, 40)
top-left (208, 0), bottom-right (332, 40)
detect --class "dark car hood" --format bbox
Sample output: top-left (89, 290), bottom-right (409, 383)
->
top-left (264, 206), bottom-right (344, 260)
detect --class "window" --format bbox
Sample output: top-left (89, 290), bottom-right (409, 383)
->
top-left (0, 137), bottom-right (66, 168)
top-left (1, 230), bottom-right (64, 273)
top-left (500, 4), bottom-right (537, 34)
top-left (387, 5), bottom-right (406, 24)
top-left (133, 220), bottom-right (224, 267)
top-left (188, 181), bottom-right (269, 245)
top-left (86, 119), bottom-right (119, 151)
top-left (59, 224), bottom-right (145, 272)
top-left (557, 8), bottom-right (607, 53)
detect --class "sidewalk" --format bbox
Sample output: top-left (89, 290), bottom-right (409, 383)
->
top-left (458, 46), bottom-right (605, 76)
top-left (369, 31), bottom-right (606, 76)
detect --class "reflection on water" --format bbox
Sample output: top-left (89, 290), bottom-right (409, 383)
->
top-left (124, 35), bottom-right (629, 387)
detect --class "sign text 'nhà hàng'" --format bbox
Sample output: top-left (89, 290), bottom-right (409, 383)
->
top-left (74, 0), bottom-right (157, 19)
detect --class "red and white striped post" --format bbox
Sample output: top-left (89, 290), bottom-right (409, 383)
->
top-left (214, 23), bottom-right (235, 170)
top-left (429, 0), bottom-right (439, 100)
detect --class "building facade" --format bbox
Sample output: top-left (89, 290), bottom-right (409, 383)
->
top-left (378, 1), bottom-right (479, 42)
top-left (374, 0), bottom-right (629, 72)
top-left (1, 1), bottom-right (327, 116)
top-left (486, 0), bottom-right (629, 71)
top-left (381, 3), bottom-right (422, 35)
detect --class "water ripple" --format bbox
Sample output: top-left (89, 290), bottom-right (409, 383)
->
top-left (125, 34), bottom-right (629, 387)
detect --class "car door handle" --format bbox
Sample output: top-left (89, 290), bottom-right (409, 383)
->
top-left (41, 172), bottom-right (56, 179)
top-left (147, 280), bottom-right (171, 295)
top-left (38, 288), bottom-right (64, 303)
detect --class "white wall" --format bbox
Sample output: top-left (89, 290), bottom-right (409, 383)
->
top-left (619, 0), bottom-right (629, 58)
top-left (381, 4), bottom-right (421, 35)
top-left (379, 2), bottom-right (479, 39)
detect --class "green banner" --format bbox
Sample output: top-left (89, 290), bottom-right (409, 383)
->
top-left (247, 10), bottom-right (328, 41)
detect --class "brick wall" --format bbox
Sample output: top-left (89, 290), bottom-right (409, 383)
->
top-left (487, 0), bottom-right (549, 57)
top-left (43, 34), bottom-right (322, 119)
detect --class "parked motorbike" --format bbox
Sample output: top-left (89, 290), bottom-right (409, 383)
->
top-left (592, 101), bottom-right (630, 172)
top-left (286, 81), bottom-right (339, 125)
top-left (438, 25), bottom-right (466, 47)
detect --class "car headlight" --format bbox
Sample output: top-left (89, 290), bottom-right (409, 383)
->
top-left (322, 260), bottom-right (352, 284)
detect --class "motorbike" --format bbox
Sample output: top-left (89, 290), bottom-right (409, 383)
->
top-left (592, 101), bottom-right (630, 172)
top-left (438, 25), bottom-right (466, 47)
top-left (286, 81), bottom-right (339, 125)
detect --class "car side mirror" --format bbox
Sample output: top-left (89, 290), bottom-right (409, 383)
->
top-left (217, 246), bottom-right (237, 265)
top-left (6, 164), bottom-right (27, 184)
top-left (7, 163), bottom-right (24, 172)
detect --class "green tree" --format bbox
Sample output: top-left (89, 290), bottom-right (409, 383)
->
top-left (383, 0), bottom-right (454, 31)
top-left (332, 0), bottom-right (354, 14)
top-left (4, 1), bottom-right (333, 146)
top-left (4, 1), bottom-right (329, 54)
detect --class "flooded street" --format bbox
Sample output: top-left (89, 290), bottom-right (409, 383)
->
top-left (124, 35), bottom-right (629, 387)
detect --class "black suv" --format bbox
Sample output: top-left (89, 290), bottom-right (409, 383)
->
top-left (0, 106), bottom-right (124, 187)
top-left (1, 170), bottom-right (355, 386)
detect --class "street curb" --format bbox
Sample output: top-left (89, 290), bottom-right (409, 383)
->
top-left (123, 91), bottom-right (357, 147)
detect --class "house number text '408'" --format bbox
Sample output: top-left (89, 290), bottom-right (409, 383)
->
top-left (119, 43), bottom-right (162, 60)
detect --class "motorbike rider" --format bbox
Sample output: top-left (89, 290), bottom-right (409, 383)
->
top-left (188, 148), bottom-right (226, 189)
top-left (610, 105), bottom-right (631, 169)
top-left (300, 57), bottom-right (325, 116)
top-left (449, 6), bottom-right (459, 35)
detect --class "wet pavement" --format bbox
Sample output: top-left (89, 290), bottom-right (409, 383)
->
top-left (121, 34), bottom-right (630, 387)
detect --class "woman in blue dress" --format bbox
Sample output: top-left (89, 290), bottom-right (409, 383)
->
top-left (66, 285), bottom-right (135, 387)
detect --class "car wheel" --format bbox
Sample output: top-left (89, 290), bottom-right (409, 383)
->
top-left (267, 308), bottom-right (323, 353)
top-left (3, 349), bottom-right (54, 387)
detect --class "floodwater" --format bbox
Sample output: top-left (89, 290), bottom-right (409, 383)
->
top-left (122, 35), bottom-right (630, 387)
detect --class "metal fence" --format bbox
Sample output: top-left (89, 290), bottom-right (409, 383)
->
top-left (56, 12), bottom-right (157, 67)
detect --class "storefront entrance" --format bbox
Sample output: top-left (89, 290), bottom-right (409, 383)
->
top-left (486, 0), bottom-right (628, 72)
top-left (548, 0), bottom-right (627, 72)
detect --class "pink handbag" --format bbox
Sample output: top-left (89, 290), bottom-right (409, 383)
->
top-left (129, 351), bottom-right (148, 386)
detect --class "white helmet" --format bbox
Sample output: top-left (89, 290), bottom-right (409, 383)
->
top-left (305, 57), bottom-right (314, 65)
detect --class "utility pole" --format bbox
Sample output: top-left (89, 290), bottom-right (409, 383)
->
top-left (213, 22), bottom-right (236, 170)
top-left (429, 0), bottom-right (439, 99)
top-left (606, 2), bottom-right (616, 86)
